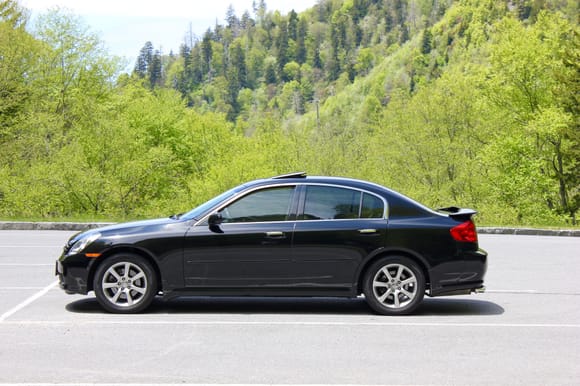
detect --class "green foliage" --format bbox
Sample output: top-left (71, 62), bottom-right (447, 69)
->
top-left (0, 8), bottom-right (37, 134)
top-left (1, 0), bottom-right (579, 227)
top-left (482, 11), bottom-right (580, 224)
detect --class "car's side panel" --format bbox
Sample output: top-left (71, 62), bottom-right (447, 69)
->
top-left (182, 221), bottom-right (296, 287)
top-left (386, 217), bottom-right (458, 261)
top-left (292, 219), bottom-right (387, 289)
top-left (58, 220), bottom-right (190, 294)
top-left (97, 221), bottom-right (191, 291)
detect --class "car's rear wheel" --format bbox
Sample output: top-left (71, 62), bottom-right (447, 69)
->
top-left (363, 256), bottom-right (425, 315)
top-left (93, 254), bottom-right (157, 314)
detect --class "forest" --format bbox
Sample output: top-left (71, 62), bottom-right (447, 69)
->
top-left (0, 0), bottom-right (578, 226)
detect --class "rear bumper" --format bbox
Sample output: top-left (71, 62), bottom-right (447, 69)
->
top-left (428, 283), bottom-right (486, 297)
top-left (428, 248), bottom-right (487, 297)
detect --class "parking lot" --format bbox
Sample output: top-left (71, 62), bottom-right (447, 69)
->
top-left (0, 231), bottom-right (579, 385)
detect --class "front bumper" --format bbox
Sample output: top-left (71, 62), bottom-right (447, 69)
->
top-left (55, 254), bottom-right (93, 295)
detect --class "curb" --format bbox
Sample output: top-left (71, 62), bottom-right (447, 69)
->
top-left (0, 222), bottom-right (114, 231)
top-left (0, 222), bottom-right (578, 236)
top-left (478, 227), bottom-right (580, 237)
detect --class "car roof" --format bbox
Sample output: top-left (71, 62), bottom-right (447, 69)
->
top-left (243, 174), bottom-right (433, 215)
top-left (247, 175), bottom-right (382, 191)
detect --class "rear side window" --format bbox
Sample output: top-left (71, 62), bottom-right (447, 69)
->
top-left (361, 193), bottom-right (384, 218)
top-left (302, 186), bottom-right (360, 220)
top-left (300, 186), bottom-right (385, 220)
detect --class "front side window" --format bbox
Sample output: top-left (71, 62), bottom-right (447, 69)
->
top-left (220, 186), bottom-right (295, 223)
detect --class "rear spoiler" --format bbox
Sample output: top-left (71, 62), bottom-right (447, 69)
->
top-left (437, 206), bottom-right (477, 221)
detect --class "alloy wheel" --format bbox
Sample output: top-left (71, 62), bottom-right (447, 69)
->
top-left (101, 261), bottom-right (148, 308)
top-left (371, 263), bottom-right (419, 309)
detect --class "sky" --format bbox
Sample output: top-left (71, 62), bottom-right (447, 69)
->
top-left (22, 0), bottom-right (318, 62)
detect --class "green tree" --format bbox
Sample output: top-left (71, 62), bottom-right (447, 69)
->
top-left (354, 47), bottom-right (374, 76)
top-left (327, 21), bottom-right (341, 81)
top-left (201, 29), bottom-right (213, 80)
top-left (264, 57), bottom-right (277, 84)
top-left (148, 49), bottom-right (163, 88)
top-left (135, 41), bottom-right (153, 78)
top-left (230, 40), bottom-right (248, 89)
top-left (0, 1), bottom-right (37, 138)
top-left (0, 0), bottom-right (26, 28)
top-left (283, 61), bottom-right (301, 81)
top-left (32, 8), bottom-right (121, 128)
top-left (276, 21), bottom-right (289, 74)
top-left (288, 9), bottom-right (298, 40)
top-left (296, 16), bottom-right (308, 64)
top-left (421, 28), bottom-right (432, 54)
top-left (486, 12), bottom-right (579, 223)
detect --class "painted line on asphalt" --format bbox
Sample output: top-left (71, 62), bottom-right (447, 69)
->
top-left (0, 245), bottom-right (62, 247)
top-left (0, 281), bottom-right (58, 323)
top-left (0, 287), bottom-right (51, 290)
top-left (0, 243), bottom-right (64, 249)
top-left (0, 263), bottom-right (54, 266)
top-left (2, 320), bottom-right (579, 328)
top-left (486, 289), bottom-right (580, 295)
top-left (0, 383), bottom-right (477, 386)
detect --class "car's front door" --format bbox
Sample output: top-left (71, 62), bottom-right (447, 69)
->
top-left (183, 185), bottom-right (297, 288)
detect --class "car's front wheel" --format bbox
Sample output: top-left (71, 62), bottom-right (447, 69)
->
top-left (93, 254), bottom-right (157, 313)
top-left (363, 256), bottom-right (425, 315)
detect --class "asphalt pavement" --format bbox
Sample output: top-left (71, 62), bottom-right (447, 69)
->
top-left (0, 231), bottom-right (578, 385)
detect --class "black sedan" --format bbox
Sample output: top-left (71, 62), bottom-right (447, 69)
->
top-left (56, 172), bottom-right (487, 315)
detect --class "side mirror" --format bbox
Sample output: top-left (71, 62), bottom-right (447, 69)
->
top-left (208, 212), bottom-right (223, 227)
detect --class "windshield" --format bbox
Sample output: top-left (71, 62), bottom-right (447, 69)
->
top-left (181, 184), bottom-right (247, 220)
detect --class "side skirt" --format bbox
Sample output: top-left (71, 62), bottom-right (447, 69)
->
top-left (162, 286), bottom-right (357, 300)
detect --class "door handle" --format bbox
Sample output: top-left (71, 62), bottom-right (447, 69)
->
top-left (358, 228), bottom-right (378, 234)
top-left (265, 231), bottom-right (285, 238)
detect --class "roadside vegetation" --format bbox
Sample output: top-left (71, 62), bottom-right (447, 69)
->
top-left (0, 0), bottom-right (578, 226)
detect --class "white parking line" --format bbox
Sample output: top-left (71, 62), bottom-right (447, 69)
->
top-left (2, 320), bottom-right (579, 328)
top-left (486, 289), bottom-right (580, 295)
top-left (0, 245), bottom-right (62, 248)
top-left (487, 289), bottom-right (539, 293)
top-left (12, 383), bottom-right (424, 386)
top-left (0, 264), bottom-right (54, 267)
top-left (0, 281), bottom-right (58, 322)
top-left (0, 287), bottom-right (50, 290)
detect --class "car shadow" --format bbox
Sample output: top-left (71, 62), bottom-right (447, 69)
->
top-left (66, 296), bottom-right (504, 316)
top-left (415, 298), bottom-right (504, 316)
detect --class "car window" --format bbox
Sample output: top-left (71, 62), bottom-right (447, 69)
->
top-left (182, 184), bottom-right (246, 220)
top-left (220, 186), bottom-right (295, 223)
top-left (361, 192), bottom-right (384, 218)
top-left (301, 186), bottom-right (361, 220)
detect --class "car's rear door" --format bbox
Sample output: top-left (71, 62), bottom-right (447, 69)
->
top-left (291, 185), bottom-right (388, 290)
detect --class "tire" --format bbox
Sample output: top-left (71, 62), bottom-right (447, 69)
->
top-left (93, 254), bottom-right (157, 314)
top-left (363, 256), bottom-right (425, 315)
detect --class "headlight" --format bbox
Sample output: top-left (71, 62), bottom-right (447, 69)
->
top-left (67, 232), bottom-right (101, 256)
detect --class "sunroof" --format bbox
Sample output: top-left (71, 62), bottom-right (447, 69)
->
top-left (271, 172), bottom-right (307, 179)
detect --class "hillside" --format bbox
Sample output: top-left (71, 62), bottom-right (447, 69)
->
top-left (0, 0), bottom-right (578, 226)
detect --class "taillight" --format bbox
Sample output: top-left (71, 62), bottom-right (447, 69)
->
top-left (450, 220), bottom-right (478, 243)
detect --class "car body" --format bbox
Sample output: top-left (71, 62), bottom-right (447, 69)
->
top-left (56, 172), bottom-right (487, 315)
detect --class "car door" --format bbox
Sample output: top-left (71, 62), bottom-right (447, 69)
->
top-left (183, 185), bottom-right (297, 287)
top-left (291, 185), bottom-right (388, 289)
